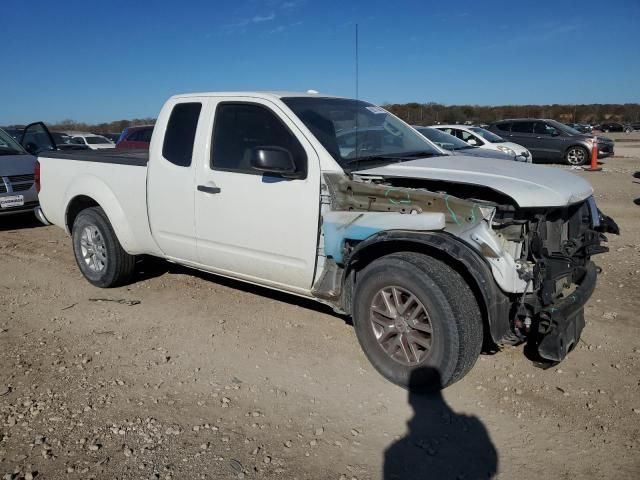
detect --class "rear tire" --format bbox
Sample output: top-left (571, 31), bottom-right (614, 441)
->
top-left (352, 252), bottom-right (483, 392)
top-left (565, 146), bottom-right (588, 166)
top-left (72, 207), bottom-right (135, 288)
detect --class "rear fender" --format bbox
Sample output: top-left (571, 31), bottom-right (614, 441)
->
top-left (63, 175), bottom-right (138, 253)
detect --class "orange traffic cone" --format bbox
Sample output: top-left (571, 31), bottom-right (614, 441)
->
top-left (583, 136), bottom-right (602, 172)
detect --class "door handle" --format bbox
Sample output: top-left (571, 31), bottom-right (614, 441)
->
top-left (197, 185), bottom-right (221, 194)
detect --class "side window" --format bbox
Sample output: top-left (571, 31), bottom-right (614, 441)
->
top-left (495, 122), bottom-right (511, 132)
top-left (465, 132), bottom-right (483, 145)
top-left (141, 128), bottom-right (153, 142)
top-left (449, 129), bottom-right (465, 140)
top-left (211, 103), bottom-right (307, 177)
top-left (533, 122), bottom-right (557, 135)
top-left (127, 130), bottom-right (140, 141)
top-left (511, 121), bottom-right (534, 134)
top-left (162, 102), bottom-right (202, 167)
top-left (459, 130), bottom-right (475, 142)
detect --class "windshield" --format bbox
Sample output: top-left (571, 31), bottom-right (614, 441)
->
top-left (469, 127), bottom-right (505, 143)
top-left (282, 97), bottom-right (442, 170)
top-left (545, 120), bottom-right (582, 136)
top-left (85, 135), bottom-right (111, 144)
top-left (415, 127), bottom-right (472, 151)
top-left (0, 128), bottom-right (27, 155)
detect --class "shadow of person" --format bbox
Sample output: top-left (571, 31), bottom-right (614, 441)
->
top-left (384, 368), bottom-right (498, 480)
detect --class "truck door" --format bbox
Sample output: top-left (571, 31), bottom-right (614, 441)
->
top-left (194, 98), bottom-right (321, 292)
top-left (147, 100), bottom-right (204, 262)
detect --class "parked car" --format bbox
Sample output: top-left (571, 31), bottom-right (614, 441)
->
top-left (433, 125), bottom-right (532, 162)
top-left (3, 126), bottom-right (88, 151)
top-left (336, 126), bottom-right (451, 160)
top-left (488, 119), bottom-right (614, 166)
top-left (67, 133), bottom-right (115, 150)
top-left (413, 126), bottom-right (529, 162)
top-left (596, 122), bottom-right (628, 133)
top-left (0, 127), bottom-right (38, 216)
top-left (31, 92), bottom-right (618, 391)
top-left (116, 125), bottom-right (154, 149)
top-left (566, 123), bottom-right (592, 134)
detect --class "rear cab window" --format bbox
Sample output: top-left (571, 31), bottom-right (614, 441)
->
top-left (162, 102), bottom-right (202, 167)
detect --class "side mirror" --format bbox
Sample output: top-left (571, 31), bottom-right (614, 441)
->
top-left (467, 138), bottom-right (477, 146)
top-left (251, 146), bottom-right (298, 177)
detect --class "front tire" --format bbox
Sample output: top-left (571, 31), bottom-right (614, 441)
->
top-left (352, 252), bottom-right (483, 392)
top-left (565, 146), bottom-right (588, 166)
top-left (72, 207), bottom-right (135, 288)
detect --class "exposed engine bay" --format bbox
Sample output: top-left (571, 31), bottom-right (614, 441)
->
top-left (316, 172), bottom-right (619, 363)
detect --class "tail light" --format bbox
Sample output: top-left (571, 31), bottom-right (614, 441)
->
top-left (34, 160), bottom-right (41, 193)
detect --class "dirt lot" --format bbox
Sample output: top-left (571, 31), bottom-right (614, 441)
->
top-left (1, 145), bottom-right (639, 479)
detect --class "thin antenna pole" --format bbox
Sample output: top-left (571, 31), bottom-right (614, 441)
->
top-left (355, 23), bottom-right (359, 160)
top-left (355, 23), bottom-right (359, 101)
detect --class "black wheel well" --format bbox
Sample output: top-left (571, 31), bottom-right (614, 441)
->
top-left (66, 196), bottom-right (100, 232)
top-left (345, 238), bottom-right (495, 346)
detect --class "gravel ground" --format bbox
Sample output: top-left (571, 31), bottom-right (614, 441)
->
top-left (1, 151), bottom-right (639, 479)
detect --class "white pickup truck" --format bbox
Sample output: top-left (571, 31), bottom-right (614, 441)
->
top-left (31, 92), bottom-right (619, 391)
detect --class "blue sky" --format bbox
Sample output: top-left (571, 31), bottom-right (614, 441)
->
top-left (2, 0), bottom-right (639, 124)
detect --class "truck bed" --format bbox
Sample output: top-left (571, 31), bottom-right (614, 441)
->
top-left (43, 149), bottom-right (149, 166)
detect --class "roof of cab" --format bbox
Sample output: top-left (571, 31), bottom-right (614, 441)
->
top-left (169, 91), bottom-right (343, 101)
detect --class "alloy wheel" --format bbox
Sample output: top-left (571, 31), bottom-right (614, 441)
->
top-left (369, 286), bottom-right (433, 366)
top-left (80, 225), bottom-right (107, 272)
top-left (566, 148), bottom-right (586, 165)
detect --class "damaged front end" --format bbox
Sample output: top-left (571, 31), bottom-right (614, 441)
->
top-left (493, 197), bottom-right (618, 361)
top-left (313, 172), bottom-right (618, 364)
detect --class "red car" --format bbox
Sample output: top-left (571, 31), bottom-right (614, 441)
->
top-left (116, 125), bottom-right (154, 149)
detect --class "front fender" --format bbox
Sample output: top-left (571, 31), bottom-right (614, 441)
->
top-left (346, 230), bottom-right (513, 345)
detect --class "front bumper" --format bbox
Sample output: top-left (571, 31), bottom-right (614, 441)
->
top-left (535, 261), bottom-right (597, 362)
top-left (597, 143), bottom-right (615, 158)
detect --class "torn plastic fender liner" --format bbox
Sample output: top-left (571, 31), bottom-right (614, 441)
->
top-left (322, 211), bottom-right (446, 264)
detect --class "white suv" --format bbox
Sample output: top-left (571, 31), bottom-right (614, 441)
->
top-left (435, 125), bottom-right (532, 162)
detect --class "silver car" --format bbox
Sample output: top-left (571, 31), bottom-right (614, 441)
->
top-left (0, 127), bottom-right (38, 216)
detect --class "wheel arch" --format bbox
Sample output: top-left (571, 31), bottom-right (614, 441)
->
top-left (564, 143), bottom-right (590, 156)
top-left (63, 178), bottom-right (138, 253)
top-left (343, 231), bottom-right (512, 345)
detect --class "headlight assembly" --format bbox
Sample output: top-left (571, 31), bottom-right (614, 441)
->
top-left (497, 145), bottom-right (516, 156)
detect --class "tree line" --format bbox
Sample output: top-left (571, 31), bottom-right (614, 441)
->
top-left (383, 102), bottom-right (640, 126)
top-left (41, 103), bottom-right (640, 133)
top-left (46, 118), bottom-right (156, 134)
